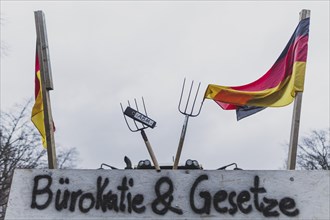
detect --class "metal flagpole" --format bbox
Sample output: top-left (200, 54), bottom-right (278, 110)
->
top-left (287, 9), bottom-right (311, 170)
top-left (35, 11), bottom-right (57, 169)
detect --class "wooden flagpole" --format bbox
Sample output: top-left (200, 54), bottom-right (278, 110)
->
top-left (35, 11), bottom-right (57, 169)
top-left (287, 9), bottom-right (310, 170)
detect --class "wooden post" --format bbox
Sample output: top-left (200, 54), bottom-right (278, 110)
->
top-left (287, 9), bottom-right (311, 170)
top-left (35, 11), bottom-right (57, 169)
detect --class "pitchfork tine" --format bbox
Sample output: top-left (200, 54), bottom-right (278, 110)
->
top-left (190, 82), bottom-right (201, 115)
top-left (121, 103), bottom-right (136, 132)
top-left (134, 98), bottom-right (146, 129)
top-left (127, 100), bottom-right (140, 130)
top-left (184, 80), bottom-right (194, 113)
top-left (134, 98), bottom-right (139, 111)
top-left (142, 97), bottom-right (148, 116)
top-left (178, 78), bottom-right (186, 114)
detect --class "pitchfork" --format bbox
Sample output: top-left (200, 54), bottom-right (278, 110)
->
top-left (173, 79), bottom-right (204, 169)
top-left (120, 98), bottom-right (160, 170)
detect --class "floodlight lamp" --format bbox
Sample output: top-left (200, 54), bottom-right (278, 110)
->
top-left (186, 159), bottom-right (193, 166)
top-left (137, 159), bottom-right (152, 169)
top-left (185, 159), bottom-right (200, 169)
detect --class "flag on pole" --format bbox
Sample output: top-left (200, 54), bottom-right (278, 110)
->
top-left (31, 48), bottom-right (47, 147)
top-left (33, 10), bottom-right (57, 168)
top-left (204, 17), bottom-right (310, 120)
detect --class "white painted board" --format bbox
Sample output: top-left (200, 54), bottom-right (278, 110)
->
top-left (5, 169), bottom-right (330, 219)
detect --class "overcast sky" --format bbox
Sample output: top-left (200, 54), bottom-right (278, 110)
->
top-left (1, 1), bottom-right (329, 170)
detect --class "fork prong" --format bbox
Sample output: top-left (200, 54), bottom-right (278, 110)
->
top-left (136, 98), bottom-right (148, 129)
top-left (178, 79), bottom-right (203, 117)
top-left (120, 102), bottom-right (125, 113)
top-left (190, 82), bottom-right (201, 115)
top-left (184, 81), bottom-right (194, 114)
top-left (121, 103), bottom-right (138, 132)
top-left (142, 97), bottom-right (148, 116)
top-left (134, 98), bottom-right (139, 112)
top-left (123, 98), bottom-right (154, 131)
top-left (178, 78), bottom-right (186, 114)
top-left (128, 99), bottom-right (141, 130)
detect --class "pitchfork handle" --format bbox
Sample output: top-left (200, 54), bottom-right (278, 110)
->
top-left (173, 115), bottom-right (190, 169)
top-left (141, 130), bottom-right (161, 171)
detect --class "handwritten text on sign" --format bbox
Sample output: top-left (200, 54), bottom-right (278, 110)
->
top-left (5, 170), bottom-right (330, 219)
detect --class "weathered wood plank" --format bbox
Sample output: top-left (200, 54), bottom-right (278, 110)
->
top-left (5, 169), bottom-right (329, 219)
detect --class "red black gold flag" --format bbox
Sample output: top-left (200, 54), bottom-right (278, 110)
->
top-left (204, 18), bottom-right (310, 120)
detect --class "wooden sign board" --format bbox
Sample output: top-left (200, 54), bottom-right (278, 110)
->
top-left (5, 169), bottom-right (329, 219)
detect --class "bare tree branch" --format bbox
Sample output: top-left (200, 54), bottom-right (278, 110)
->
top-left (296, 129), bottom-right (330, 170)
top-left (0, 100), bottom-right (79, 219)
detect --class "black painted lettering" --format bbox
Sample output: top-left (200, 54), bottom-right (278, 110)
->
top-left (237, 190), bottom-right (252, 214)
top-left (103, 191), bottom-right (119, 212)
top-left (228, 191), bottom-right (237, 215)
top-left (29, 173), bottom-right (300, 217)
top-left (69, 190), bottom-right (83, 212)
top-left (132, 194), bottom-right (145, 213)
top-left (127, 192), bottom-right (132, 213)
top-left (117, 177), bottom-right (129, 212)
top-left (127, 178), bottom-right (133, 213)
top-left (263, 197), bottom-right (279, 217)
top-left (55, 189), bottom-right (70, 211)
top-left (31, 175), bottom-right (53, 210)
top-left (279, 197), bottom-right (299, 217)
top-left (79, 193), bottom-right (95, 213)
top-left (152, 177), bottom-right (183, 215)
top-left (95, 176), bottom-right (109, 212)
top-left (190, 175), bottom-right (211, 214)
top-left (213, 190), bottom-right (228, 213)
top-left (250, 176), bottom-right (266, 212)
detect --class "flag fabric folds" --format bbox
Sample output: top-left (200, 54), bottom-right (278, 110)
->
top-left (236, 106), bottom-right (266, 121)
top-left (31, 49), bottom-right (47, 148)
top-left (204, 17), bottom-right (310, 120)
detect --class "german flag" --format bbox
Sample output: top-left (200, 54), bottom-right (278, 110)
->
top-left (204, 17), bottom-right (310, 120)
top-left (31, 49), bottom-right (47, 147)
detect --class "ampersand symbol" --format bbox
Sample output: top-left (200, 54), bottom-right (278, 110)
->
top-left (152, 177), bottom-right (183, 215)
